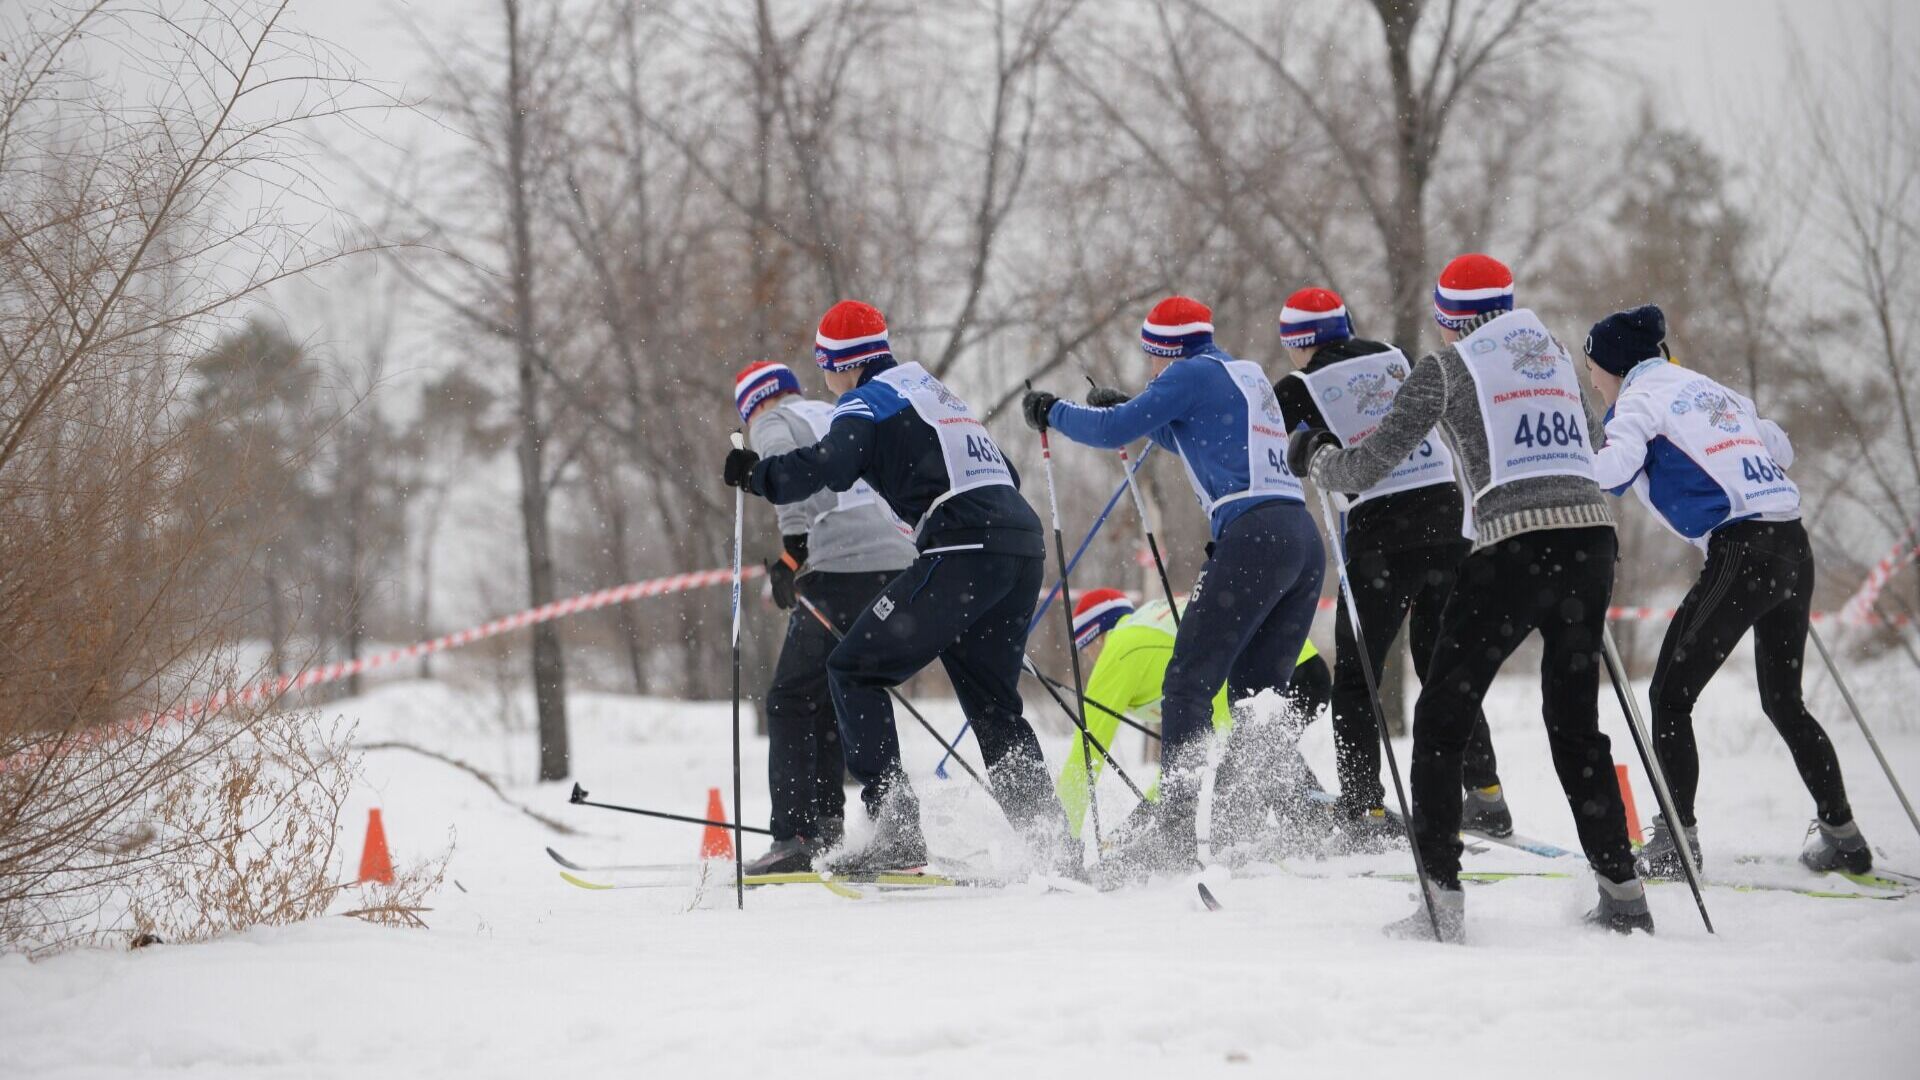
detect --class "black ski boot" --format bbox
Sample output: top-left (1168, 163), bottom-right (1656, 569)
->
top-left (744, 836), bottom-right (815, 875)
top-left (1799, 819), bottom-right (1872, 875)
top-left (1093, 783), bottom-right (1200, 889)
top-left (820, 777), bottom-right (928, 874)
top-left (1635, 813), bottom-right (1701, 880)
top-left (1336, 803), bottom-right (1408, 854)
top-left (1584, 875), bottom-right (1655, 935)
top-left (1460, 784), bottom-right (1514, 838)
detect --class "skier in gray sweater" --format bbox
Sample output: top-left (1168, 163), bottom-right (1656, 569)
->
top-left (1287, 254), bottom-right (1648, 942)
top-left (733, 361), bottom-right (917, 874)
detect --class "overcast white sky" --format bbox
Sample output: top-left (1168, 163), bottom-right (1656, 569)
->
top-left (300, 0), bottom-right (1917, 162)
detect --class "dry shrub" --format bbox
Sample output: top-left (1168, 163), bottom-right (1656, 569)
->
top-left (0, 2), bottom-right (389, 954)
top-left (341, 836), bottom-right (454, 930)
top-left (125, 712), bottom-right (357, 945)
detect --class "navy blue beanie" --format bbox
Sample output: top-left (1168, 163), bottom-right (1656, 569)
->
top-left (1584, 305), bottom-right (1667, 377)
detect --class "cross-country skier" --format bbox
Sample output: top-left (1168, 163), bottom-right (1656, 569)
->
top-left (724, 301), bottom-right (1072, 875)
top-left (1053, 588), bottom-right (1331, 845)
top-left (1583, 305), bottom-right (1871, 877)
top-left (1289, 255), bottom-right (1648, 941)
top-left (1273, 286), bottom-right (1514, 845)
top-left (1022, 296), bottom-right (1325, 880)
top-left (730, 361), bottom-right (919, 875)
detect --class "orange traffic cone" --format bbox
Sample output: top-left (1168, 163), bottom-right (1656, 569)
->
top-left (357, 808), bottom-right (395, 885)
top-left (700, 787), bottom-right (734, 861)
top-left (1616, 764), bottom-right (1645, 845)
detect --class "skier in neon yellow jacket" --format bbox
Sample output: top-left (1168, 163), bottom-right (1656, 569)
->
top-left (1057, 589), bottom-right (1329, 837)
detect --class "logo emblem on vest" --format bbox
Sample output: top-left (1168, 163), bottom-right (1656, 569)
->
top-left (1504, 327), bottom-right (1559, 381)
top-left (914, 373), bottom-right (965, 412)
top-left (1347, 371), bottom-right (1396, 418)
top-left (1243, 373), bottom-right (1284, 424)
top-left (1683, 382), bottom-right (1742, 433)
top-left (873, 596), bottom-right (896, 621)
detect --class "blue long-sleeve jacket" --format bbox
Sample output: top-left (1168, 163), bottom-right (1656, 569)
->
top-left (1047, 347), bottom-right (1299, 537)
top-left (750, 358), bottom-right (1044, 558)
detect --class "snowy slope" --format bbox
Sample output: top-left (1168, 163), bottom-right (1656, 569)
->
top-left (3, 660), bottom-right (1919, 1079)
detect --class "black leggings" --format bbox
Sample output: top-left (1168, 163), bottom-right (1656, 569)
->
top-left (1411, 527), bottom-right (1634, 886)
top-left (1330, 541), bottom-right (1501, 812)
top-left (1649, 518), bottom-right (1852, 828)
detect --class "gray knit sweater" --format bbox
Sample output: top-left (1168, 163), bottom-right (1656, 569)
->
top-left (749, 400), bottom-right (917, 574)
top-left (1309, 310), bottom-right (1614, 551)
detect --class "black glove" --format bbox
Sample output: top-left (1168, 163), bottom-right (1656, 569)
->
top-left (723, 446), bottom-right (760, 490)
top-left (764, 535), bottom-right (808, 609)
top-left (1286, 427), bottom-right (1338, 477)
top-left (1022, 389), bottom-right (1058, 431)
top-left (1086, 385), bottom-right (1132, 408)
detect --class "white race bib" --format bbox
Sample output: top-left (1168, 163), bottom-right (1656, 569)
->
top-left (783, 398), bottom-right (884, 522)
top-left (870, 363), bottom-right (1014, 533)
top-left (1174, 356), bottom-right (1304, 515)
top-left (1456, 309), bottom-right (1594, 498)
top-left (1288, 348), bottom-right (1457, 506)
top-left (1630, 363), bottom-right (1800, 528)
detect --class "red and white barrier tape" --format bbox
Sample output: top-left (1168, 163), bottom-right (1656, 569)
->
top-left (1841, 520), bottom-right (1920, 625)
top-left (147, 565), bottom-right (765, 727)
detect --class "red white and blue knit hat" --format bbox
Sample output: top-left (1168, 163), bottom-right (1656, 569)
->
top-left (1278, 287), bottom-right (1352, 348)
top-left (1433, 254), bottom-right (1515, 331)
top-left (733, 360), bottom-right (802, 423)
top-left (1072, 588), bottom-right (1134, 649)
top-left (1140, 296), bottom-right (1214, 357)
top-left (814, 300), bottom-right (893, 372)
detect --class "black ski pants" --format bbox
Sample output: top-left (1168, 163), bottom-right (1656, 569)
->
top-left (1411, 526), bottom-right (1634, 887)
top-left (826, 550), bottom-right (1059, 831)
top-left (763, 570), bottom-right (898, 841)
top-left (1331, 540), bottom-right (1503, 813)
top-left (1649, 518), bottom-right (1852, 829)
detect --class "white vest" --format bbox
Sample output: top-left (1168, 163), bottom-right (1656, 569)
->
top-left (1172, 355), bottom-right (1304, 515)
top-left (1624, 362), bottom-right (1801, 534)
top-left (1288, 348), bottom-right (1458, 506)
top-left (870, 363), bottom-right (1015, 536)
top-left (782, 398), bottom-right (887, 525)
top-left (1456, 309), bottom-right (1595, 499)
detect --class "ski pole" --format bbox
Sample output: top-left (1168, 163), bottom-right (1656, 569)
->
top-left (1118, 444), bottom-right (1181, 626)
top-left (1086, 376), bottom-right (1181, 626)
top-left (1317, 488), bottom-right (1442, 942)
top-left (728, 431), bottom-right (747, 910)
top-left (1807, 623), bottom-right (1920, 845)
top-left (933, 445), bottom-right (1152, 778)
top-left (1599, 629), bottom-right (1712, 932)
top-left (1019, 655), bottom-right (1149, 803)
top-left (793, 593), bottom-right (991, 790)
top-left (569, 783), bottom-right (774, 836)
top-left (1035, 399), bottom-right (1104, 856)
top-left (1028, 666), bottom-right (1161, 742)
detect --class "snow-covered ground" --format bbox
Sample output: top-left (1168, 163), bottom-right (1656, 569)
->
top-left (4, 651), bottom-right (1919, 1078)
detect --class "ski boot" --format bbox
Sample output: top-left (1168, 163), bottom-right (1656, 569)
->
top-left (820, 781), bottom-right (928, 874)
top-left (1634, 813), bottom-right (1701, 880)
top-left (1799, 819), bottom-right (1872, 875)
top-left (1337, 804), bottom-right (1408, 854)
top-left (1383, 879), bottom-right (1466, 944)
top-left (744, 836), bottom-right (816, 875)
top-left (1092, 793), bottom-right (1199, 889)
top-left (1460, 784), bottom-right (1514, 838)
top-left (1584, 875), bottom-right (1654, 935)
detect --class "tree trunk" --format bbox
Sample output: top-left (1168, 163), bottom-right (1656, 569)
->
top-left (1375, 0), bottom-right (1432, 359)
top-left (504, 0), bottom-right (570, 781)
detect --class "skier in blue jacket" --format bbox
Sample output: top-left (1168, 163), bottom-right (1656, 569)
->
top-left (725, 301), bottom-right (1072, 876)
top-left (1023, 296), bottom-right (1324, 879)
